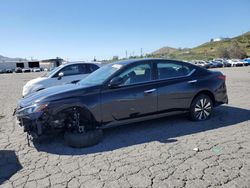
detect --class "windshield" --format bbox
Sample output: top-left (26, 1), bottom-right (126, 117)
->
top-left (42, 65), bottom-right (63, 77)
top-left (79, 63), bottom-right (123, 85)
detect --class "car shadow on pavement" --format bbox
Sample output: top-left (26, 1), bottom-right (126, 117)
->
top-left (0, 150), bottom-right (22, 185)
top-left (33, 105), bottom-right (250, 155)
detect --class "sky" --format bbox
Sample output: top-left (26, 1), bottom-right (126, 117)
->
top-left (0, 0), bottom-right (250, 61)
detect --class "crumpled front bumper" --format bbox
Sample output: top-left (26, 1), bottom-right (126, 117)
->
top-left (14, 108), bottom-right (44, 138)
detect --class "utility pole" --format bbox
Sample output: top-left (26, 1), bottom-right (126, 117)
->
top-left (140, 48), bottom-right (143, 57)
top-left (125, 51), bottom-right (128, 59)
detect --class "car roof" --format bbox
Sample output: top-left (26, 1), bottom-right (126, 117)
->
top-left (111, 58), bottom-right (188, 66)
top-left (61, 61), bottom-right (103, 67)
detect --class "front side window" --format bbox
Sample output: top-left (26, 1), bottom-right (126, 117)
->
top-left (43, 65), bottom-right (63, 77)
top-left (118, 63), bottom-right (151, 86)
top-left (57, 64), bottom-right (83, 76)
top-left (157, 61), bottom-right (193, 80)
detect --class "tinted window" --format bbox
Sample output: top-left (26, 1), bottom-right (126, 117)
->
top-left (86, 64), bottom-right (99, 73)
top-left (157, 62), bottom-right (193, 80)
top-left (57, 64), bottom-right (85, 76)
top-left (78, 64), bottom-right (88, 74)
top-left (118, 63), bottom-right (151, 86)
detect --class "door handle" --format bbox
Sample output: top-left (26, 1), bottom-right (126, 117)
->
top-left (144, 89), bottom-right (156, 94)
top-left (187, 80), bottom-right (197, 84)
top-left (71, 80), bottom-right (80, 84)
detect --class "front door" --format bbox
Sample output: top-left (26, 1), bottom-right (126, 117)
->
top-left (50, 64), bottom-right (88, 86)
top-left (101, 62), bottom-right (157, 124)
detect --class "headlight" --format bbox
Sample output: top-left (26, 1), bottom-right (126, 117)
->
top-left (17, 103), bottom-right (48, 116)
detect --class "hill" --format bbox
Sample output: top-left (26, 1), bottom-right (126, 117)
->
top-left (152, 46), bottom-right (178, 55)
top-left (0, 55), bottom-right (26, 62)
top-left (150, 31), bottom-right (250, 60)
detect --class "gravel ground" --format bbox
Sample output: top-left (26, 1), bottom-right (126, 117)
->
top-left (0, 67), bottom-right (250, 188)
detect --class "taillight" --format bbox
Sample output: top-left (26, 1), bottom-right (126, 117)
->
top-left (218, 75), bottom-right (226, 80)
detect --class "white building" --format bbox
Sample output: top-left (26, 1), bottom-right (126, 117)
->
top-left (210, 37), bottom-right (230, 42)
top-left (0, 60), bottom-right (29, 70)
top-left (0, 58), bottom-right (63, 70)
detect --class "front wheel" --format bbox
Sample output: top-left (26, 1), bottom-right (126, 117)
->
top-left (189, 94), bottom-right (213, 121)
top-left (64, 129), bottom-right (103, 148)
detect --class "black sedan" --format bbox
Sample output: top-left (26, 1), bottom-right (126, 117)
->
top-left (14, 59), bottom-right (228, 147)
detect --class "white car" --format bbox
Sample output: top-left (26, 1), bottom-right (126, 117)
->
top-left (32, 67), bottom-right (41, 72)
top-left (191, 60), bottom-right (209, 68)
top-left (227, 59), bottom-right (244, 67)
top-left (22, 62), bottom-right (100, 97)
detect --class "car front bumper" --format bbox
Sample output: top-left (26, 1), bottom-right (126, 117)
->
top-left (14, 108), bottom-right (44, 137)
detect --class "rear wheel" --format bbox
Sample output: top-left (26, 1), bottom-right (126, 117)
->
top-left (189, 94), bottom-right (213, 121)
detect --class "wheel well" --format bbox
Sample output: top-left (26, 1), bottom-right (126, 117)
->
top-left (60, 106), bottom-right (97, 130)
top-left (49, 105), bottom-right (98, 130)
top-left (192, 90), bottom-right (215, 106)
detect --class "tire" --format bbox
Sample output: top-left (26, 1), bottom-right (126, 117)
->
top-left (64, 129), bottom-right (103, 148)
top-left (189, 94), bottom-right (213, 121)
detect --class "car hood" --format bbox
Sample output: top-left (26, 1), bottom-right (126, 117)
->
top-left (25, 77), bottom-right (47, 86)
top-left (19, 83), bottom-right (100, 108)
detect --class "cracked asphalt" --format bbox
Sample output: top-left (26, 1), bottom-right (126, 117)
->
top-left (0, 67), bottom-right (250, 188)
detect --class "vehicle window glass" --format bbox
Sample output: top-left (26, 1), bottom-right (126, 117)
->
top-left (118, 63), bottom-right (151, 86)
top-left (42, 65), bottom-right (63, 77)
top-left (79, 63), bottom-right (122, 86)
top-left (157, 62), bottom-right (193, 79)
top-left (86, 64), bottom-right (99, 73)
top-left (59, 64), bottom-right (82, 76)
top-left (78, 64), bottom-right (87, 74)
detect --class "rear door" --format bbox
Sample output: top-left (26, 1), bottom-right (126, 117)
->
top-left (154, 60), bottom-right (197, 112)
top-left (101, 61), bottom-right (157, 124)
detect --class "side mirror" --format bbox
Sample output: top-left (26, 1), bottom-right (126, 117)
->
top-left (109, 76), bottom-right (123, 88)
top-left (58, 72), bottom-right (64, 80)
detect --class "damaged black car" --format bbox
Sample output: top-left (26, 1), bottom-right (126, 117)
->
top-left (14, 59), bottom-right (228, 147)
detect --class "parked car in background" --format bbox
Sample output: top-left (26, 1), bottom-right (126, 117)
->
top-left (212, 60), bottom-right (224, 68)
top-left (15, 67), bottom-right (23, 73)
top-left (208, 61), bottom-right (222, 68)
top-left (207, 61), bottom-right (216, 68)
top-left (223, 60), bottom-right (232, 67)
top-left (242, 58), bottom-right (250, 66)
top-left (5, 69), bottom-right (13, 73)
top-left (14, 59), bottom-right (228, 147)
top-left (32, 67), bottom-right (41, 72)
top-left (22, 62), bottom-right (101, 97)
top-left (22, 68), bottom-right (31, 73)
top-left (192, 60), bottom-right (210, 69)
top-left (0, 69), bottom-right (5, 74)
top-left (227, 59), bottom-right (244, 67)
top-left (214, 59), bottom-right (231, 67)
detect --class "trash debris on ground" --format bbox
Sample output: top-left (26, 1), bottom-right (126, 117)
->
top-left (193, 147), bottom-right (199, 152)
top-left (212, 147), bottom-right (222, 154)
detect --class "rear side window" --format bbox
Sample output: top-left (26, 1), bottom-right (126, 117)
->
top-left (157, 61), bottom-right (194, 80)
top-left (86, 64), bottom-right (99, 73)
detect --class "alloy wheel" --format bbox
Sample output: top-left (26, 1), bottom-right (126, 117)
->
top-left (194, 98), bottom-right (212, 120)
